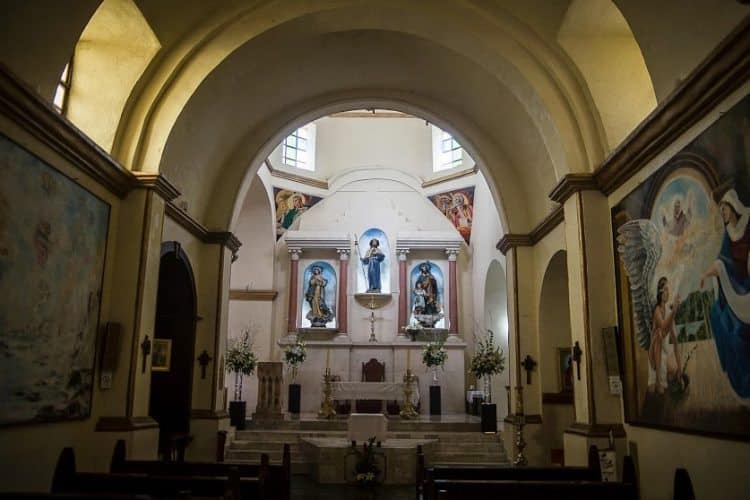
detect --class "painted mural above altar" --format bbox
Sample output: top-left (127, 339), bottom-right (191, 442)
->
top-left (428, 187), bottom-right (475, 244)
top-left (274, 188), bottom-right (323, 240)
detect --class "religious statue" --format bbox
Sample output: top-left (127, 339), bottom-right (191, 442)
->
top-left (413, 262), bottom-right (442, 327)
top-left (361, 238), bottom-right (385, 293)
top-left (305, 266), bottom-right (333, 327)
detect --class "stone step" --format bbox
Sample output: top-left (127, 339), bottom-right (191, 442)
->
top-left (431, 453), bottom-right (507, 463)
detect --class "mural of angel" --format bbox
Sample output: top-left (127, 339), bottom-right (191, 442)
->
top-left (273, 188), bottom-right (323, 239)
top-left (428, 187), bottom-right (475, 244)
top-left (617, 220), bottom-right (684, 394)
top-left (699, 189), bottom-right (750, 397)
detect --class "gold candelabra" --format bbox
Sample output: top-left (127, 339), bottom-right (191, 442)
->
top-left (512, 385), bottom-right (528, 466)
top-left (399, 369), bottom-right (419, 419)
top-left (318, 368), bottom-right (336, 419)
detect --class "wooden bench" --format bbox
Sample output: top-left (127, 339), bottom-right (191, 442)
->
top-left (433, 479), bottom-right (638, 500)
top-left (418, 444), bottom-right (605, 500)
top-left (51, 447), bottom-right (261, 499)
top-left (110, 440), bottom-right (291, 500)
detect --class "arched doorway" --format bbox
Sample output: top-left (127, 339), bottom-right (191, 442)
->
top-left (483, 259), bottom-right (510, 422)
top-left (538, 250), bottom-right (574, 465)
top-left (149, 241), bottom-right (197, 460)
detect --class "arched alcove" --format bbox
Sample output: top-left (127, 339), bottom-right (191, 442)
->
top-left (537, 250), bottom-right (574, 465)
top-left (483, 259), bottom-right (510, 422)
top-left (150, 242), bottom-right (198, 459)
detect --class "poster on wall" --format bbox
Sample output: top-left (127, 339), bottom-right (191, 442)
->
top-left (612, 94), bottom-right (750, 440)
top-left (0, 134), bottom-right (110, 426)
top-left (428, 186), bottom-right (475, 244)
top-left (274, 188), bottom-right (323, 240)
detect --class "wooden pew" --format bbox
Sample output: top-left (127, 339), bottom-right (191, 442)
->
top-left (433, 479), bottom-right (638, 500)
top-left (418, 444), bottom-right (606, 500)
top-left (110, 440), bottom-right (291, 500)
top-left (51, 447), bottom-right (260, 499)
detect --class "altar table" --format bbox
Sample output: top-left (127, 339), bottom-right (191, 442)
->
top-left (329, 381), bottom-right (420, 405)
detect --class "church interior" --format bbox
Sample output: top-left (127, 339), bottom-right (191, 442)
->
top-left (1, 1), bottom-right (750, 499)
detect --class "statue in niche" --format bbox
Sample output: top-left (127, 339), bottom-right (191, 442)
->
top-left (361, 238), bottom-right (385, 293)
top-left (414, 262), bottom-right (442, 327)
top-left (305, 266), bottom-right (333, 327)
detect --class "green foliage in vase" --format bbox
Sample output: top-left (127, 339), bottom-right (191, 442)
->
top-left (422, 341), bottom-right (448, 368)
top-left (470, 329), bottom-right (505, 378)
top-left (225, 331), bottom-right (257, 376)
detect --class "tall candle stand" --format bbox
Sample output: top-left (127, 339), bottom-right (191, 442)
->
top-left (400, 369), bottom-right (419, 419)
top-left (318, 368), bottom-right (336, 419)
top-left (512, 385), bottom-right (528, 466)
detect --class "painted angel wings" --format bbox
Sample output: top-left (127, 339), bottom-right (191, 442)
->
top-left (616, 219), bottom-right (662, 350)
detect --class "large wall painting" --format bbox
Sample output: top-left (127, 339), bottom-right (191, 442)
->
top-left (274, 188), bottom-right (323, 240)
top-left (612, 94), bottom-right (750, 439)
top-left (0, 134), bottom-right (110, 426)
top-left (428, 187), bottom-right (474, 244)
top-left (300, 261), bottom-right (337, 328)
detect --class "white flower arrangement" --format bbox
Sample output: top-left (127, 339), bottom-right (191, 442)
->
top-left (283, 338), bottom-right (307, 382)
top-left (422, 341), bottom-right (448, 368)
top-left (226, 327), bottom-right (257, 401)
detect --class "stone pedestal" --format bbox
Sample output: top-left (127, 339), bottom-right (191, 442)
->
top-left (347, 413), bottom-right (388, 443)
top-left (253, 362), bottom-right (284, 420)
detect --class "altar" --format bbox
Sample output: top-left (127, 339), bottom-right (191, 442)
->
top-left (330, 381), bottom-right (419, 406)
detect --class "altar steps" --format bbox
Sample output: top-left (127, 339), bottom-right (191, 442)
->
top-left (225, 429), bottom-right (508, 473)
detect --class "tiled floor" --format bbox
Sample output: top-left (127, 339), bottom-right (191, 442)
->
top-left (291, 475), bottom-right (413, 500)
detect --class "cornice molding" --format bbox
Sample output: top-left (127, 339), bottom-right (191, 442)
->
top-left (205, 232), bottom-right (242, 254)
top-left (421, 165), bottom-right (478, 188)
top-left (165, 201), bottom-right (208, 241)
top-left (95, 416), bottom-right (159, 432)
top-left (329, 110), bottom-right (412, 118)
top-left (266, 160), bottom-right (329, 190)
top-left (131, 173), bottom-right (180, 201)
top-left (595, 16), bottom-right (750, 195)
top-left (548, 173), bottom-right (599, 204)
top-left (229, 289), bottom-right (278, 301)
top-left (564, 422), bottom-right (626, 438)
top-left (165, 202), bottom-right (242, 253)
top-left (496, 234), bottom-right (534, 255)
top-left (0, 63), bottom-right (133, 198)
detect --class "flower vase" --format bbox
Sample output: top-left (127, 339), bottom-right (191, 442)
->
top-left (431, 365), bottom-right (440, 386)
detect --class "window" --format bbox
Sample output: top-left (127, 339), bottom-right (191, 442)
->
top-left (282, 124), bottom-right (316, 171)
top-left (53, 60), bottom-right (73, 114)
top-left (432, 126), bottom-right (464, 172)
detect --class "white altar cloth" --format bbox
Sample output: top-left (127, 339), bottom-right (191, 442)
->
top-left (330, 381), bottom-right (420, 405)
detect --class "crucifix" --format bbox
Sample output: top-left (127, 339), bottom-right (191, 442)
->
top-left (197, 350), bottom-right (213, 379)
top-left (521, 355), bottom-right (537, 384)
top-left (140, 335), bottom-right (151, 373)
top-left (572, 341), bottom-right (583, 380)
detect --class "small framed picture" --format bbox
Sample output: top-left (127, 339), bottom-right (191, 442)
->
top-left (152, 339), bottom-right (172, 372)
top-left (558, 347), bottom-right (573, 392)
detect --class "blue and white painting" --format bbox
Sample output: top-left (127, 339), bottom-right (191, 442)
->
top-left (300, 261), bottom-right (337, 328)
top-left (409, 261), bottom-right (445, 328)
top-left (356, 228), bottom-right (391, 293)
top-left (0, 134), bottom-right (110, 426)
top-left (613, 94), bottom-right (750, 439)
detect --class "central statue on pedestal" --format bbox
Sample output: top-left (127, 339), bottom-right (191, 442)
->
top-left (361, 238), bottom-right (385, 293)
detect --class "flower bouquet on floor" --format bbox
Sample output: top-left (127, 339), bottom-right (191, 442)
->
top-left (469, 329), bottom-right (505, 403)
top-left (225, 328), bottom-right (257, 429)
top-left (422, 340), bottom-right (448, 384)
top-left (283, 337), bottom-right (307, 414)
top-left (354, 437), bottom-right (381, 494)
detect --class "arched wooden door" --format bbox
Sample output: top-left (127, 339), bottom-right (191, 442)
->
top-left (149, 242), bottom-right (197, 458)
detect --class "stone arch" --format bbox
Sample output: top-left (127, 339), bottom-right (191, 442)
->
top-left (537, 249), bottom-right (574, 464)
top-left (557, 0), bottom-right (657, 150)
top-left (483, 259), bottom-right (510, 421)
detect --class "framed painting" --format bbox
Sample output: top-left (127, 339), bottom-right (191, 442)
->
top-left (0, 134), bottom-right (110, 426)
top-left (611, 94), bottom-right (750, 440)
top-left (558, 348), bottom-right (573, 393)
top-left (151, 339), bottom-right (172, 372)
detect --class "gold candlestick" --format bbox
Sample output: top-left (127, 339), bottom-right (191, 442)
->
top-left (400, 369), bottom-right (419, 419)
top-left (318, 369), bottom-right (336, 419)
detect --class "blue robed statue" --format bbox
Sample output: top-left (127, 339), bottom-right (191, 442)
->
top-left (361, 238), bottom-right (385, 292)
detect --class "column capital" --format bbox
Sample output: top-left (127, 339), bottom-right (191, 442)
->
top-left (446, 249), bottom-right (460, 261)
top-left (288, 249), bottom-right (302, 260)
top-left (337, 248), bottom-right (351, 260)
top-left (397, 249), bottom-right (410, 261)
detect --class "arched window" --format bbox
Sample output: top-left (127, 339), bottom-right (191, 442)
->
top-left (282, 124), bottom-right (316, 171)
